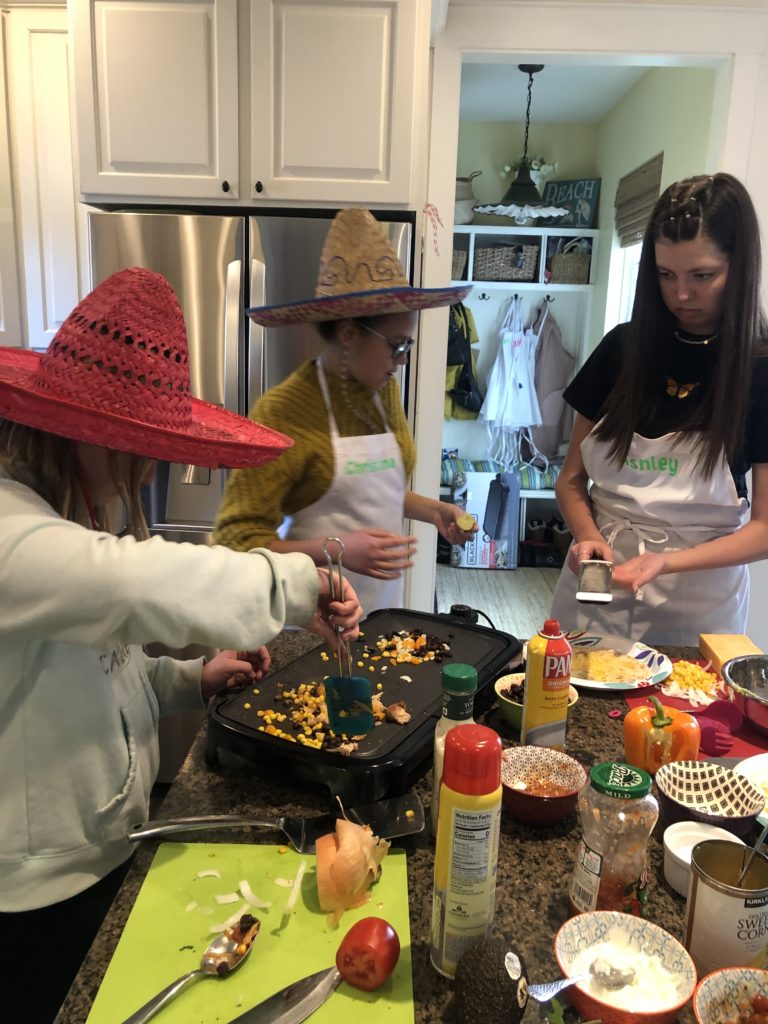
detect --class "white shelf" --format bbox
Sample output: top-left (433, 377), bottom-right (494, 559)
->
top-left (452, 223), bottom-right (598, 289)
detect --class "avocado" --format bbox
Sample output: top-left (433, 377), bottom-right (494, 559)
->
top-left (453, 938), bottom-right (529, 1024)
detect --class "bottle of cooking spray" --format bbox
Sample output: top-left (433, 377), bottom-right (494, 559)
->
top-left (521, 618), bottom-right (571, 750)
top-left (430, 724), bottom-right (502, 979)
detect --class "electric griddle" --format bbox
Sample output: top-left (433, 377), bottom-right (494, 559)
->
top-left (206, 608), bottom-right (521, 804)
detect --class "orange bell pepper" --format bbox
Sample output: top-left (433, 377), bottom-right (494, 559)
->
top-left (623, 695), bottom-right (701, 775)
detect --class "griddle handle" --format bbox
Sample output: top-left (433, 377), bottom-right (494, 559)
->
top-left (128, 815), bottom-right (283, 841)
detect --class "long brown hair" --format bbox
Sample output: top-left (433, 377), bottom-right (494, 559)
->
top-left (596, 172), bottom-right (768, 476)
top-left (0, 420), bottom-right (152, 539)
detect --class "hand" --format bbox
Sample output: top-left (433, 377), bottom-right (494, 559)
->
top-left (200, 646), bottom-right (272, 700)
top-left (566, 538), bottom-right (614, 575)
top-left (340, 528), bottom-right (417, 579)
top-left (306, 568), bottom-right (363, 643)
top-left (432, 502), bottom-right (479, 546)
top-left (612, 553), bottom-right (669, 593)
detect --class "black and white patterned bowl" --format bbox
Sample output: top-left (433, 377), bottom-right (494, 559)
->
top-left (694, 967), bottom-right (768, 1024)
top-left (655, 760), bottom-right (765, 837)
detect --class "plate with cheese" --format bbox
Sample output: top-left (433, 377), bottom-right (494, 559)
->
top-left (565, 632), bottom-right (672, 691)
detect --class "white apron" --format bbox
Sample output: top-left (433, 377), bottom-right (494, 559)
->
top-left (550, 425), bottom-right (749, 644)
top-left (286, 360), bottom-right (407, 614)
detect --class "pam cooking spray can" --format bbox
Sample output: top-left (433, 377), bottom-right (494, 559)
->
top-left (521, 618), bottom-right (571, 750)
top-left (430, 723), bottom-right (502, 978)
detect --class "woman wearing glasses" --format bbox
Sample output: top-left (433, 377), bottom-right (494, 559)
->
top-left (213, 208), bottom-right (476, 611)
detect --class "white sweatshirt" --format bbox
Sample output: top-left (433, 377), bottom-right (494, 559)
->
top-left (0, 471), bottom-right (319, 910)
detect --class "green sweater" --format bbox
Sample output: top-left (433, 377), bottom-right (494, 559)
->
top-left (213, 360), bottom-right (417, 552)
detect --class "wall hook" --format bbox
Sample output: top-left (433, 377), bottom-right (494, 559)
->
top-left (545, 294), bottom-right (555, 303)
top-left (477, 291), bottom-right (491, 301)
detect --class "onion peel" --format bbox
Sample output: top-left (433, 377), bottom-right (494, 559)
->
top-left (315, 814), bottom-right (390, 927)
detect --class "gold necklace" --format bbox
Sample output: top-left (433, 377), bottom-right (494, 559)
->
top-left (673, 330), bottom-right (719, 346)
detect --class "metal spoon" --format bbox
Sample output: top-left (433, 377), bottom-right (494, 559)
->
top-left (736, 820), bottom-right (768, 886)
top-left (120, 915), bottom-right (260, 1024)
top-left (527, 958), bottom-right (636, 1003)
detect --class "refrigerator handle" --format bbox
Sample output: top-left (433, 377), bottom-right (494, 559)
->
top-left (248, 258), bottom-right (266, 407)
top-left (224, 259), bottom-right (241, 413)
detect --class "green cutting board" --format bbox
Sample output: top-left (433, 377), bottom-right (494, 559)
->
top-left (86, 843), bottom-right (413, 1024)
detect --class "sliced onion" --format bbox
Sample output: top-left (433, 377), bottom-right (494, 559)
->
top-left (197, 869), bottom-right (221, 879)
top-left (214, 892), bottom-right (241, 905)
top-left (315, 815), bottom-right (390, 926)
top-left (185, 900), bottom-right (198, 912)
top-left (239, 879), bottom-right (272, 909)
top-left (285, 859), bottom-right (307, 915)
top-left (208, 902), bottom-right (251, 933)
top-left (274, 877), bottom-right (293, 888)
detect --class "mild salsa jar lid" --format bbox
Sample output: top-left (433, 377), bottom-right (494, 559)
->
top-left (589, 761), bottom-right (653, 799)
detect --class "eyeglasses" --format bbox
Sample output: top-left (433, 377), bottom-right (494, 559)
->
top-left (359, 323), bottom-right (415, 358)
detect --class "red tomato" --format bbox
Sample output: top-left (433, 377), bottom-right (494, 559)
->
top-left (335, 917), bottom-right (400, 992)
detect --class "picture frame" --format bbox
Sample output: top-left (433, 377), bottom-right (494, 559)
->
top-left (541, 178), bottom-right (601, 228)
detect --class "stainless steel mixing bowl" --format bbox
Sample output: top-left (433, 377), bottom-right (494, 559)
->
top-left (722, 655), bottom-right (768, 736)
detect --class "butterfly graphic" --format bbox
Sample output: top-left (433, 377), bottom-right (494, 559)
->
top-left (666, 378), bottom-right (699, 399)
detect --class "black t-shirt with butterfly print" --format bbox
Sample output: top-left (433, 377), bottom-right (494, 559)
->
top-left (563, 322), bottom-right (768, 500)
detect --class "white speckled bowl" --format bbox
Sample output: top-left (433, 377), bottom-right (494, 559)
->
top-left (554, 911), bottom-right (697, 1024)
top-left (693, 967), bottom-right (768, 1024)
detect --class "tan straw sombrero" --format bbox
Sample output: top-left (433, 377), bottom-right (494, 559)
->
top-left (0, 267), bottom-right (292, 469)
top-left (248, 208), bottom-right (471, 326)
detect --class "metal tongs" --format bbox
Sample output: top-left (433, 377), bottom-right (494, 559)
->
top-left (322, 536), bottom-right (353, 677)
top-left (322, 537), bottom-right (374, 736)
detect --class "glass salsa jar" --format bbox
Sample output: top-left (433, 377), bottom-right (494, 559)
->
top-left (569, 761), bottom-right (658, 916)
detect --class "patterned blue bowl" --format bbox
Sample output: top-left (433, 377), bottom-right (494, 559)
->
top-left (694, 967), bottom-right (768, 1024)
top-left (554, 911), bottom-right (696, 1024)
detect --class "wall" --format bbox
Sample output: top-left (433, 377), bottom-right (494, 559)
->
top-left (456, 121), bottom-right (598, 209)
top-left (590, 66), bottom-right (717, 349)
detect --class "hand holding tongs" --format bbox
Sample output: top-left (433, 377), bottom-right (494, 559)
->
top-left (322, 537), bottom-right (374, 735)
top-left (322, 536), bottom-right (353, 677)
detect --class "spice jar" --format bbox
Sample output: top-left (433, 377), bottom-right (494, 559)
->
top-left (569, 761), bottom-right (658, 916)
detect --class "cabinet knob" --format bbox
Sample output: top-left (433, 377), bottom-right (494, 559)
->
top-left (254, 180), bottom-right (264, 194)
top-left (221, 180), bottom-right (230, 193)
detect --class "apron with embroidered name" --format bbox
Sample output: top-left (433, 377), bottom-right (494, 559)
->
top-left (550, 425), bottom-right (749, 644)
top-left (286, 360), bottom-right (407, 614)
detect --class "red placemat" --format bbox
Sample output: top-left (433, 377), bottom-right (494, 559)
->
top-left (624, 663), bottom-right (768, 761)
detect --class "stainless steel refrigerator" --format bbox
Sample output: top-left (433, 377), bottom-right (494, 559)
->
top-left (88, 209), bottom-right (414, 542)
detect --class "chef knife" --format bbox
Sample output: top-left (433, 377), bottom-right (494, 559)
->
top-left (228, 965), bottom-right (341, 1024)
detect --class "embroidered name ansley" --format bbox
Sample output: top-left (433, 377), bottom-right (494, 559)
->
top-left (624, 455), bottom-right (680, 477)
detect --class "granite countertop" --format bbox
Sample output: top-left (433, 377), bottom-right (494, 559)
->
top-left (58, 635), bottom-right (704, 1024)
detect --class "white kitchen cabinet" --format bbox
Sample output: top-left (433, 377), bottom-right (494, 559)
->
top-left (72, 0), bottom-right (239, 199)
top-left (72, 0), bottom-right (424, 205)
top-left (0, 17), bottom-right (23, 348)
top-left (4, 8), bottom-right (85, 349)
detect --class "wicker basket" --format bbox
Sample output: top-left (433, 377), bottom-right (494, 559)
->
top-left (451, 248), bottom-right (468, 280)
top-left (473, 244), bottom-right (538, 282)
top-left (550, 251), bottom-right (590, 284)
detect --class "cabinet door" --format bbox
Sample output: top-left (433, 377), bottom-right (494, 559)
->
top-left (6, 9), bottom-right (81, 349)
top-left (249, 0), bottom-right (418, 203)
top-left (72, 0), bottom-right (239, 200)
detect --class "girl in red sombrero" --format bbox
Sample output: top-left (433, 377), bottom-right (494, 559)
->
top-left (0, 266), bottom-right (362, 1021)
top-left (214, 208), bottom-right (478, 613)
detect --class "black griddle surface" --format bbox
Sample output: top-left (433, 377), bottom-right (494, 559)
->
top-left (211, 609), bottom-right (520, 765)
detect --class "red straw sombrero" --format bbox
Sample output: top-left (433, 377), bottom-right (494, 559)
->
top-left (0, 267), bottom-right (292, 469)
top-left (248, 208), bottom-right (472, 326)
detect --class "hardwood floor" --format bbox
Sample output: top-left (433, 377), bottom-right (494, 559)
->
top-left (435, 565), bottom-right (560, 640)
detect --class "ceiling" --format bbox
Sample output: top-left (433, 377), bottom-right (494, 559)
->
top-left (460, 62), bottom-right (649, 123)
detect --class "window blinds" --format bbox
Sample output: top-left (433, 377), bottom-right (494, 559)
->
top-left (614, 153), bottom-right (664, 248)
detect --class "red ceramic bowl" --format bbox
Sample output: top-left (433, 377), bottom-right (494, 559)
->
top-left (500, 745), bottom-right (586, 825)
top-left (554, 911), bottom-right (697, 1024)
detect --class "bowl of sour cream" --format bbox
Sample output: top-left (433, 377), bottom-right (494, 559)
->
top-left (554, 911), bottom-right (697, 1024)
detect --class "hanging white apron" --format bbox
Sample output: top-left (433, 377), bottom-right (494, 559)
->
top-left (286, 360), bottom-right (407, 614)
top-left (550, 425), bottom-right (749, 644)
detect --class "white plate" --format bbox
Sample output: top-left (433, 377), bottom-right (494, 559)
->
top-left (734, 752), bottom-right (768, 827)
top-left (565, 632), bottom-right (672, 691)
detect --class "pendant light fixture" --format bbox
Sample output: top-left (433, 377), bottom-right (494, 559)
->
top-left (474, 64), bottom-right (568, 225)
